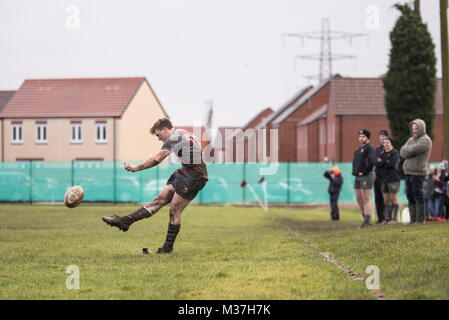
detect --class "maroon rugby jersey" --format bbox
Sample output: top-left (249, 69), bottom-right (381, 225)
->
top-left (161, 129), bottom-right (208, 180)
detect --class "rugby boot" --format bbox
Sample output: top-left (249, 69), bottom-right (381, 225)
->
top-left (408, 204), bottom-right (417, 225)
top-left (389, 204), bottom-right (399, 224)
top-left (382, 205), bottom-right (392, 224)
top-left (102, 215), bottom-right (131, 232)
top-left (360, 214), bottom-right (373, 229)
top-left (102, 207), bottom-right (151, 231)
top-left (416, 203), bottom-right (425, 224)
top-left (156, 246), bottom-right (173, 254)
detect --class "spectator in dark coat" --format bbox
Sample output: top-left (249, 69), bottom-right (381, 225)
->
top-left (352, 129), bottom-right (377, 228)
top-left (374, 130), bottom-right (389, 223)
top-left (435, 161), bottom-right (448, 221)
top-left (441, 160), bottom-right (449, 220)
top-left (324, 166), bottom-right (344, 221)
top-left (376, 137), bottom-right (400, 224)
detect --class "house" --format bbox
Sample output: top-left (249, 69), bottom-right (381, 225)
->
top-left (255, 85), bottom-right (313, 162)
top-left (0, 77), bottom-right (168, 162)
top-left (0, 91), bottom-right (16, 160)
top-left (233, 107), bottom-right (274, 162)
top-left (0, 91), bottom-right (15, 112)
top-left (294, 76), bottom-right (445, 162)
top-left (208, 126), bottom-right (240, 162)
top-left (207, 108), bottom-right (274, 163)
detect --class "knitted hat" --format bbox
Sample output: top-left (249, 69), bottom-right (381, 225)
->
top-left (359, 129), bottom-right (371, 139)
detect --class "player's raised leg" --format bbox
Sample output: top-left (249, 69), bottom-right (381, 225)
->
top-left (102, 184), bottom-right (175, 231)
top-left (157, 192), bottom-right (191, 254)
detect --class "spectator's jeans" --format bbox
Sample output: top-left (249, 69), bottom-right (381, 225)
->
top-left (330, 192), bottom-right (340, 220)
top-left (435, 195), bottom-right (445, 217)
top-left (405, 175), bottom-right (425, 205)
top-left (424, 197), bottom-right (435, 218)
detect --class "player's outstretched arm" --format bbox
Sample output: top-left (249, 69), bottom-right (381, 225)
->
top-left (124, 149), bottom-right (170, 172)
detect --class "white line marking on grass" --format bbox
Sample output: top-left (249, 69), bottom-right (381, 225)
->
top-left (280, 224), bottom-right (387, 300)
top-left (247, 184), bottom-right (268, 214)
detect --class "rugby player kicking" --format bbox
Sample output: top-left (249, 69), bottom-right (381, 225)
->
top-left (102, 118), bottom-right (208, 254)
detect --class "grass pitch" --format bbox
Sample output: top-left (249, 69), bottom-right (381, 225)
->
top-left (0, 204), bottom-right (448, 300)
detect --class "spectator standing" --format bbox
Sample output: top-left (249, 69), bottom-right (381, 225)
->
top-left (376, 137), bottom-right (400, 224)
top-left (441, 160), bottom-right (449, 220)
top-left (434, 162), bottom-right (447, 221)
top-left (352, 129), bottom-right (377, 228)
top-left (400, 119), bottom-right (432, 224)
top-left (374, 130), bottom-right (389, 223)
top-left (424, 165), bottom-right (436, 220)
top-left (324, 166), bottom-right (344, 221)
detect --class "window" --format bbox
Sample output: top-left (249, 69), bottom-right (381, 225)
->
top-left (71, 124), bottom-right (82, 143)
top-left (11, 124), bottom-right (23, 143)
top-left (36, 123), bottom-right (48, 143)
top-left (95, 123), bottom-right (107, 143)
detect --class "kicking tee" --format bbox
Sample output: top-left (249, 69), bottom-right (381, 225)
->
top-left (162, 129), bottom-right (208, 181)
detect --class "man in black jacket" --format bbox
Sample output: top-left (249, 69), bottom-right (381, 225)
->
top-left (373, 130), bottom-right (389, 224)
top-left (376, 137), bottom-right (400, 223)
top-left (352, 129), bottom-right (377, 228)
top-left (324, 166), bottom-right (344, 221)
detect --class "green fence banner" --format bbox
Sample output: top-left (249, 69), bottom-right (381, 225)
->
top-left (0, 161), bottom-right (411, 204)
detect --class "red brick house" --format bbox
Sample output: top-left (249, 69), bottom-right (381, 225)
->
top-left (208, 107), bottom-right (274, 163)
top-left (234, 107), bottom-right (274, 162)
top-left (256, 79), bottom-right (329, 162)
top-left (255, 85), bottom-right (313, 162)
top-left (295, 76), bottom-right (445, 162)
top-left (209, 126), bottom-right (240, 162)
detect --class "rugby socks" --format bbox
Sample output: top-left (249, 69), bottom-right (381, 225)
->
top-left (384, 205), bottom-right (392, 222)
top-left (361, 213), bottom-right (372, 228)
top-left (162, 223), bottom-right (181, 251)
top-left (392, 204), bottom-right (399, 221)
top-left (122, 207), bottom-right (153, 225)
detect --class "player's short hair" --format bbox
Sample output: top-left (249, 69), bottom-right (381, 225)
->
top-left (150, 118), bottom-right (173, 135)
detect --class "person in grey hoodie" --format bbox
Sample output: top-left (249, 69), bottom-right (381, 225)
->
top-left (400, 119), bottom-right (432, 224)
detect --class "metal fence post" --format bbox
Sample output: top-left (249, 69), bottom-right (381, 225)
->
top-left (29, 160), bottom-right (32, 205)
top-left (113, 161), bottom-right (117, 205)
top-left (71, 160), bottom-right (74, 186)
top-left (287, 161), bottom-right (291, 205)
top-left (243, 162), bottom-right (246, 204)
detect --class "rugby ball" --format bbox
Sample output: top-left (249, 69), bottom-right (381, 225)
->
top-left (64, 185), bottom-right (84, 208)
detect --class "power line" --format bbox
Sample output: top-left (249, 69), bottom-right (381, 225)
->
top-left (284, 18), bottom-right (368, 82)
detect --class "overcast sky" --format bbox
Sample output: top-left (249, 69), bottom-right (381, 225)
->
top-left (0, 0), bottom-right (444, 128)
